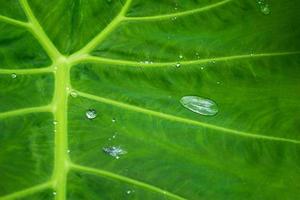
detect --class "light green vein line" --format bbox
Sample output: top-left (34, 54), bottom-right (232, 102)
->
top-left (71, 0), bottom-right (133, 56)
top-left (124, 0), bottom-right (232, 21)
top-left (19, 0), bottom-right (62, 61)
top-left (0, 15), bottom-right (29, 28)
top-left (71, 51), bottom-right (300, 67)
top-left (0, 67), bottom-right (54, 75)
top-left (76, 91), bottom-right (300, 145)
top-left (0, 181), bottom-right (52, 200)
top-left (70, 163), bottom-right (186, 200)
top-left (0, 105), bottom-right (52, 119)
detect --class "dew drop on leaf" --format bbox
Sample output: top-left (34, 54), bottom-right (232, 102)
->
top-left (175, 63), bottom-right (181, 68)
top-left (179, 55), bottom-right (183, 59)
top-left (86, 109), bottom-right (97, 120)
top-left (112, 118), bottom-right (116, 123)
top-left (180, 96), bottom-right (218, 116)
top-left (11, 73), bottom-right (17, 79)
top-left (126, 189), bottom-right (135, 195)
top-left (257, 0), bottom-right (270, 15)
top-left (53, 192), bottom-right (56, 196)
top-left (70, 90), bottom-right (78, 98)
top-left (102, 146), bottom-right (127, 159)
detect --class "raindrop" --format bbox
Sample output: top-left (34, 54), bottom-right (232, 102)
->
top-left (175, 63), bottom-right (181, 68)
top-left (11, 73), bottom-right (17, 79)
top-left (180, 96), bottom-right (218, 116)
top-left (179, 55), bottom-right (183, 59)
top-left (102, 146), bottom-right (127, 159)
top-left (112, 118), bottom-right (116, 123)
top-left (200, 66), bottom-right (204, 70)
top-left (86, 109), bottom-right (97, 120)
top-left (67, 149), bottom-right (71, 153)
top-left (70, 90), bottom-right (78, 98)
top-left (171, 16), bottom-right (177, 21)
top-left (53, 192), bottom-right (57, 196)
top-left (53, 120), bottom-right (58, 125)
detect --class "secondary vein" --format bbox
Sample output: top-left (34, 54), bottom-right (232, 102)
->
top-left (75, 90), bottom-right (300, 145)
top-left (71, 0), bottom-right (133, 57)
top-left (70, 163), bottom-right (187, 200)
top-left (0, 181), bottom-right (52, 200)
top-left (0, 106), bottom-right (52, 119)
top-left (125, 0), bottom-right (233, 21)
top-left (70, 51), bottom-right (300, 67)
top-left (0, 15), bottom-right (29, 28)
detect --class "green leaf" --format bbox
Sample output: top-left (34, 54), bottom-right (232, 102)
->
top-left (1, 0), bottom-right (300, 199)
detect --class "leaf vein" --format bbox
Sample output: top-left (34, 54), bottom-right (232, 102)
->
top-left (75, 90), bottom-right (300, 145)
top-left (70, 163), bottom-right (186, 200)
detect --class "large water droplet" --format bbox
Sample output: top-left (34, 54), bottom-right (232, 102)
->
top-left (180, 96), bottom-right (218, 116)
top-left (102, 146), bottom-right (127, 159)
top-left (11, 73), bottom-right (17, 79)
top-left (86, 109), bottom-right (97, 120)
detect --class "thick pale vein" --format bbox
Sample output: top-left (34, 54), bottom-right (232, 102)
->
top-left (70, 51), bottom-right (300, 68)
top-left (0, 15), bottom-right (29, 28)
top-left (72, 0), bottom-right (133, 56)
top-left (0, 66), bottom-right (54, 75)
top-left (70, 163), bottom-right (186, 200)
top-left (125, 0), bottom-right (232, 21)
top-left (19, 0), bottom-right (61, 61)
top-left (0, 105), bottom-right (52, 119)
top-left (76, 91), bottom-right (300, 145)
top-left (0, 182), bottom-right (52, 200)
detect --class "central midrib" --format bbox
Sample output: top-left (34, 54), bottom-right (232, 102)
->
top-left (51, 57), bottom-right (71, 199)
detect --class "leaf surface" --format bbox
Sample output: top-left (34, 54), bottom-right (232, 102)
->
top-left (0, 0), bottom-right (300, 199)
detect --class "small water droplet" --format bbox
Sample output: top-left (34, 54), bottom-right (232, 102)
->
top-left (179, 55), bottom-right (183, 59)
top-left (200, 66), bottom-right (204, 70)
top-left (102, 146), bottom-right (127, 159)
top-left (70, 90), bottom-right (78, 98)
top-left (180, 96), bottom-right (218, 116)
top-left (257, 0), bottom-right (270, 15)
top-left (175, 63), bottom-right (181, 68)
top-left (216, 81), bottom-right (221, 85)
top-left (112, 118), bottom-right (116, 123)
top-left (126, 189), bottom-right (135, 195)
top-left (86, 109), bottom-right (97, 120)
top-left (53, 120), bottom-right (58, 125)
top-left (67, 149), bottom-right (71, 153)
top-left (53, 192), bottom-right (56, 196)
top-left (11, 73), bottom-right (17, 79)
top-left (171, 16), bottom-right (177, 21)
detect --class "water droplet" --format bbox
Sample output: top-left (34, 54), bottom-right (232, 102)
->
top-left (180, 96), bottom-right (218, 116)
top-left (200, 66), bottom-right (204, 70)
top-left (11, 73), bottom-right (17, 79)
top-left (216, 81), bottom-right (221, 85)
top-left (126, 189), bottom-right (135, 195)
top-left (171, 16), bottom-right (177, 21)
top-left (86, 109), bottom-right (97, 120)
top-left (112, 118), bottom-right (116, 123)
top-left (67, 149), bottom-right (71, 153)
top-left (102, 146), bottom-right (127, 159)
top-left (179, 55), bottom-right (183, 59)
top-left (53, 120), bottom-right (58, 125)
top-left (70, 90), bottom-right (78, 98)
top-left (53, 192), bottom-right (57, 196)
top-left (175, 63), bottom-right (181, 68)
top-left (257, 0), bottom-right (270, 15)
